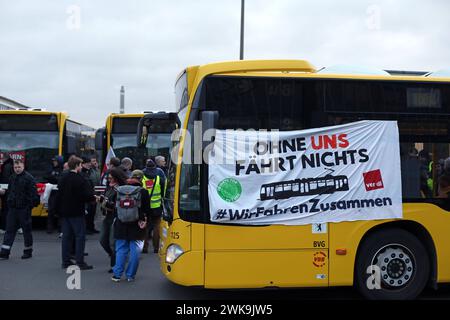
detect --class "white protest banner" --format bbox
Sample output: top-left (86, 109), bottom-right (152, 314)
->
top-left (208, 121), bottom-right (402, 225)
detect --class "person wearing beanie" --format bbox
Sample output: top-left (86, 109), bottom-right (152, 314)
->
top-left (131, 169), bottom-right (144, 181)
top-left (145, 159), bottom-right (166, 184)
top-left (44, 155), bottom-right (64, 234)
top-left (142, 159), bottom-right (166, 253)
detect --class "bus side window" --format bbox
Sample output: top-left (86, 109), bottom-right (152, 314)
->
top-left (400, 142), bottom-right (450, 199)
top-left (400, 152), bottom-right (421, 198)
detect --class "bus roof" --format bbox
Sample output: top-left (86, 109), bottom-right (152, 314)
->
top-left (186, 60), bottom-right (450, 93)
top-left (0, 110), bottom-right (95, 131)
top-left (0, 110), bottom-right (66, 116)
top-left (107, 113), bottom-right (145, 119)
top-left (107, 112), bottom-right (173, 120)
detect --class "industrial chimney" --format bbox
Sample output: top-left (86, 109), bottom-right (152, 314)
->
top-left (120, 86), bottom-right (125, 114)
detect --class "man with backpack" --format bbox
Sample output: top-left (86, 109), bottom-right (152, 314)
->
top-left (111, 171), bottom-right (150, 282)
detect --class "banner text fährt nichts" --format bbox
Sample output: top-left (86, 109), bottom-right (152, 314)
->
top-left (235, 134), bottom-right (369, 176)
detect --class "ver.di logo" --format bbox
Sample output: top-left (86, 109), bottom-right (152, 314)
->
top-left (217, 178), bottom-right (242, 202)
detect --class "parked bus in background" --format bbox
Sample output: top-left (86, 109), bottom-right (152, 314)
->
top-left (136, 111), bottom-right (180, 219)
top-left (158, 60), bottom-right (450, 300)
top-left (137, 111), bottom-right (179, 158)
top-left (0, 110), bottom-right (95, 217)
top-left (96, 112), bottom-right (174, 170)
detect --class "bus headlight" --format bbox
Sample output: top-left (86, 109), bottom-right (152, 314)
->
top-left (165, 244), bottom-right (184, 264)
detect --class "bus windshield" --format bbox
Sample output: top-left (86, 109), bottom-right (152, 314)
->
top-left (111, 133), bottom-right (172, 169)
top-left (0, 131), bottom-right (59, 182)
top-left (146, 133), bottom-right (172, 158)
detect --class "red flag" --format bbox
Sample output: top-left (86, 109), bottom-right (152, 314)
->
top-left (36, 183), bottom-right (46, 195)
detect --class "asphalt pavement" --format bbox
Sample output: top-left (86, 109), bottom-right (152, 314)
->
top-left (0, 227), bottom-right (449, 300)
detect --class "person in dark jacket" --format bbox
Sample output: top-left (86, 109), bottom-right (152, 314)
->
top-left (143, 159), bottom-right (166, 193)
top-left (111, 174), bottom-right (150, 282)
top-left (438, 157), bottom-right (450, 198)
top-left (44, 156), bottom-right (64, 233)
top-left (0, 156), bottom-right (14, 232)
top-left (120, 157), bottom-right (133, 178)
top-left (46, 156), bottom-right (64, 184)
top-left (100, 157), bottom-right (121, 186)
top-left (155, 155), bottom-right (168, 176)
top-left (80, 157), bottom-right (98, 234)
top-left (89, 156), bottom-right (101, 187)
top-left (98, 167), bottom-right (128, 273)
top-left (57, 156), bottom-right (96, 269)
top-left (142, 159), bottom-right (166, 253)
top-left (419, 150), bottom-right (432, 197)
top-left (0, 159), bottom-right (39, 260)
top-left (0, 156), bottom-right (13, 182)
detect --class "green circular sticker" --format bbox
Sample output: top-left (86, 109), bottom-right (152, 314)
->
top-left (217, 178), bottom-right (242, 202)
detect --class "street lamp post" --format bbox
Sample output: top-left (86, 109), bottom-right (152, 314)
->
top-left (240, 0), bottom-right (245, 60)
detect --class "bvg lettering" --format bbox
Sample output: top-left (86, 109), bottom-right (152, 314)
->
top-left (313, 241), bottom-right (326, 248)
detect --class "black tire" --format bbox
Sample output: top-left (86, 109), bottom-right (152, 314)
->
top-left (355, 228), bottom-right (430, 300)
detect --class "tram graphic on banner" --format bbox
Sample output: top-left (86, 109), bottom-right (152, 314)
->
top-left (208, 121), bottom-right (403, 226)
top-left (260, 171), bottom-right (349, 201)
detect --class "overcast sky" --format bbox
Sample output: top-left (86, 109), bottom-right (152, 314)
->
top-left (0, 0), bottom-right (449, 128)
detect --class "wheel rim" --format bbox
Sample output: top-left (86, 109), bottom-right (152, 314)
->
top-left (370, 243), bottom-right (415, 289)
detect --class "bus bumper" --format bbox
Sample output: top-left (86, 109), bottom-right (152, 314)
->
top-left (160, 249), bottom-right (204, 287)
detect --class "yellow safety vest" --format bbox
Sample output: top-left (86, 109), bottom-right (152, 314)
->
top-left (427, 161), bottom-right (433, 191)
top-left (142, 175), bottom-right (162, 209)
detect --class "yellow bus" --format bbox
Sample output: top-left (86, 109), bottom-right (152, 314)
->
top-left (0, 110), bottom-right (95, 217)
top-left (96, 113), bottom-right (175, 171)
top-left (158, 60), bottom-right (450, 300)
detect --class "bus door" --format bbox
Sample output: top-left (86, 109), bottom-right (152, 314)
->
top-left (200, 111), bottom-right (329, 289)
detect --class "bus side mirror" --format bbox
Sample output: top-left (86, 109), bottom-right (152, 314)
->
top-left (201, 111), bottom-right (219, 150)
top-left (95, 127), bottom-right (105, 151)
top-left (162, 201), bottom-right (173, 224)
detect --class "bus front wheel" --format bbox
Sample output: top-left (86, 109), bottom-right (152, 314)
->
top-left (355, 228), bottom-right (430, 300)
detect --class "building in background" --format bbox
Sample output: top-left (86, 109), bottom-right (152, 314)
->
top-left (0, 96), bottom-right (31, 110)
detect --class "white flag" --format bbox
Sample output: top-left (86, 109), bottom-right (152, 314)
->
top-left (102, 146), bottom-right (116, 175)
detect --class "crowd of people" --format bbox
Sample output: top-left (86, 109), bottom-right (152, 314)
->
top-left (393, 145), bottom-right (450, 200)
top-left (3, 147), bottom-right (449, 283)
top-left (0, 153), bottom-right (168, 282)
